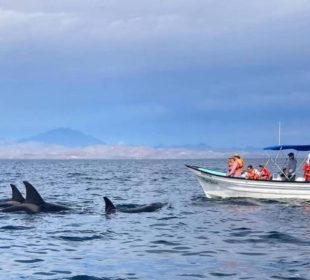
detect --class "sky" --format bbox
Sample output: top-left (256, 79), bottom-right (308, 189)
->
top-left (1, 0), bottom-right (310, 150)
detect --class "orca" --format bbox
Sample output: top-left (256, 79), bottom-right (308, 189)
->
top-left (2, 181), bottom-right (70, 213)
top-left (103, 196), bottom-right (166, 214)
top-left (0, 184), bottom-right (25, 208)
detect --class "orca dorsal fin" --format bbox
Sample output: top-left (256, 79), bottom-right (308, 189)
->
top-left (103, 197), bottom-right (116, 214)
top-left (23, 181), bottom-right (45, 205)
top-left (10, 184), bottom-right (25, 203)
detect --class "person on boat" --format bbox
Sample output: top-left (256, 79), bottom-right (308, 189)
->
top-left (227, 154), bottom-right (244, 177)
top-left (258, 164), bottom-right (271, 180)
top-left (283, 152), bottom-right (297, 181)
top-left (303, 153), bottom-right (310, 181)
top-left (245, 165), bottom-right (259, 180)
top-left (226, 157), bottom-right (234, 174)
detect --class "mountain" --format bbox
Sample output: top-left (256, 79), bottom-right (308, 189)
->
top-left (20, 128), bottom-right (104, 147)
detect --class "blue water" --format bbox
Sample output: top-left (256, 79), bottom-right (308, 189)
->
top-left (0, 159), bottom-right (310, 280)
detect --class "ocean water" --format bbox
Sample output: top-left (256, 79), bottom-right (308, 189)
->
top-left (0, 159), bottom-right (310, 280)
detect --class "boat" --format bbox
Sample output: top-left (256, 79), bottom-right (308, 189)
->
top-left (186, 145), bottom-right (310, 200)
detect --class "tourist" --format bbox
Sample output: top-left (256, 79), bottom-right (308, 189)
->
top-left (284, 152), bottom-right (297, 181)
top-left (245, 165), bottom-right (259, 180)
top-left (303, 153), bottom-right (310, 181)
top-left (258, 165), bottom-right (271, 180)
top-left (227, 154), bottom-right (244, 177)
top-left (226, 157), bottom-right (234, 174)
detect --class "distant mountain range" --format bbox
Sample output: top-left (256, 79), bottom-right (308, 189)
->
top-left (20, 128), bottom-right (104, 147)
top-left (155, 143), bottom-right (260, 151)
top-left (1, 128), bottom-right (261, 151)
top-left (155, 143), bottom-right (212, 150)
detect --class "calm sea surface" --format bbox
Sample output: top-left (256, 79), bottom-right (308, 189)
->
top-left (0, 159), bottom-right (310, 280)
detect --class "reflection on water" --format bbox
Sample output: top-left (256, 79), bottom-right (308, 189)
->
top-left (0, 159), bottom-right (309, 279)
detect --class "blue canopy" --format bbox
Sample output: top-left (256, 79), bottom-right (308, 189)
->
top-left (264, 145), bottom-right (310, 151)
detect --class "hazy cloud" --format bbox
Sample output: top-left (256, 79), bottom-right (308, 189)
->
top-left (1, 0), bottom-right (310, 73)
top-left (0, 142), bottom-right (242, 159)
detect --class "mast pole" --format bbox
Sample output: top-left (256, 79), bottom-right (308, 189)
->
top-left (278, 121), bottom-right (281, 145)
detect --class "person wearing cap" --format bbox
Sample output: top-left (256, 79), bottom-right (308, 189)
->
top-left (258, 164), bottom-right (271, 180)
top-left (303, 153), bottom-right (310, 181)
top-left (227, 154), bottom-right (244, 177)
top-left (284, 152), bottom-right (297, 181)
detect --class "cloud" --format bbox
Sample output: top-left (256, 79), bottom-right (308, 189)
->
top-left (0, 8), bottom-right (77, 45)
top-left (1, 0), bottom-right (310, 75)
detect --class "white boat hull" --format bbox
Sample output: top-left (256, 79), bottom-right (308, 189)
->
top-left (186, 165), bottom-right (310, 200)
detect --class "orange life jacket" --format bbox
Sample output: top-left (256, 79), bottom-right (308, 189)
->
top-left (247, 169), bottom-right (259, 180)
top-left (304, 163), bottom-right (310, 180)
top-left (235, 158), bottom-right (244, 173)
top-left (260, 167), bottom-right (271, 180)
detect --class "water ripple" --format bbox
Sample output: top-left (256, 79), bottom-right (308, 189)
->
top-left (15, 258), bottom-right (44, 263)
top-left (0, 225), bottom-right (33, 230)
top-left (58, 235), bottom-right (103, 242)
top-left (68, 276), bottom-right (130, 280)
